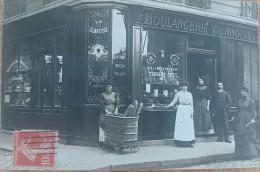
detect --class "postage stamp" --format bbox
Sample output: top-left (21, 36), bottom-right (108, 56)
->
top-left (13, 131), bottom-right (57, 167)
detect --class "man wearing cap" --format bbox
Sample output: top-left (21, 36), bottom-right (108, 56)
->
top-left (211, 82), bottom-right (232, 143)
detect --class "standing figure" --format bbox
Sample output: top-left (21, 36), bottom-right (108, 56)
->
top-left (232, 85), bottom-right (258, 159)
top-left (193, 76), bottom-right (214, 136)
top-left (166, 81), bottom-right (195, 147)
top-left (99, 81), bottom-right (120, 143)
top-left (211, 82), bottom-right (232, 143)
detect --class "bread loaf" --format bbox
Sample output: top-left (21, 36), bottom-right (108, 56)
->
top-left (133, 100), bottom-right (138, 114)
top-left (124, 104), bottom-right (135, 117)
top-left (136, 103), bottom-right (143, 115)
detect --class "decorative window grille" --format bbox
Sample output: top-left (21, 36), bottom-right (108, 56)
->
top-left (185, 0), bottom-right (211, 9)
top-left (241, 1), bottom-right (258, 20)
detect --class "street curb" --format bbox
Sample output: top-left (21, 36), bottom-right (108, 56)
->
top-left (97, 153), bottom-right (235, 170)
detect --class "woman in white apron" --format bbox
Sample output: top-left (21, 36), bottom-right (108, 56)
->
top-left (166, 81), bottom-right (195, 147)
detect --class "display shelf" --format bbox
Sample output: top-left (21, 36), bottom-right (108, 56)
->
top-left (142, 82), bottom-right (180, 86)
top-left (142, 105), bottom-right (177, 111)
top-left (143, 96), bottom-right (175, 98)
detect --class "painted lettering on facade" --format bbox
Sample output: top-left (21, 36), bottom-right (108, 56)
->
top-left (136, 12), bottom-right (257, 42)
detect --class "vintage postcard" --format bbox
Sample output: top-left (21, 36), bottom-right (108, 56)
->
top-left (1, 0), bottom-right (260, 170)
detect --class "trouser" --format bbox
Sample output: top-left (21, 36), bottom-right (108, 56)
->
top-left (215, 113), bottom-right (229, 138)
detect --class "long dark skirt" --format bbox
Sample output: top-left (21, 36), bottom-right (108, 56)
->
top-left (194, 99), bottom-right (214, 135)
top-left (234, 111), bottom-right (258, 159)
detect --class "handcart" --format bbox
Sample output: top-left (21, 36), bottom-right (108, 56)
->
top-left (102, 114), bottom-right (140, 153)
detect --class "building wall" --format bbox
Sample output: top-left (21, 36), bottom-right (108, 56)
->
top-left (3, 0), bottom-right (259, 24)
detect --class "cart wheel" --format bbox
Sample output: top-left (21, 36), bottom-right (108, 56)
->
top-left (103, 142), bottom-right (113, 152)
top-left (130, 142), bottom-right (139, 153)
top-left (115, 142), bottom-right (126, 153)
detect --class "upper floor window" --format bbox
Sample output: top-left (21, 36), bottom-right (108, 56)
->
top-left (185, 0), bottom-right (211, 9)
top-left (150, 0), bottom-right (211, 9)
top-left (241, 1), bottom-right (258, 20)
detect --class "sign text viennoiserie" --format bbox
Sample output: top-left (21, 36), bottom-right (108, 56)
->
top-left (136, 12), bottom-right (258, 42)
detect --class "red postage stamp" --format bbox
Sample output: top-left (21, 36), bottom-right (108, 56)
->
top-left (13, 131), bottom-right (57, 167)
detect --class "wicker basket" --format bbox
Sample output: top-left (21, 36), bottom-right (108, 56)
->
top-left (103, 114), bottom-right (139, 142)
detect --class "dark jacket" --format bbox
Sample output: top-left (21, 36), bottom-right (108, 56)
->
top-left (211, 90), bottom-right (232, 118)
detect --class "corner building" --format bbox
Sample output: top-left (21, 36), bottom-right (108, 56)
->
top-left (2, 0), bottom-right (259, 145)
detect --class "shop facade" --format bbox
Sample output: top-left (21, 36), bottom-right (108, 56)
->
top-left (2, 1), bottom-right (259, 145)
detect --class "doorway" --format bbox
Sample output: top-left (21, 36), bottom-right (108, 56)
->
top-left (187, 53), bottom-right (216, 90)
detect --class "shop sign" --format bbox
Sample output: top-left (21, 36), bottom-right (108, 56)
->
top-left (136, 11), bottom-right (258, 42)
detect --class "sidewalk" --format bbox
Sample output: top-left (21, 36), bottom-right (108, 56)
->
top-left (1, 130), bottom-right (235, 170)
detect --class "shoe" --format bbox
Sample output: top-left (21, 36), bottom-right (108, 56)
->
top-left (224, 139), bottom-right (232, 143)
top-left (217, 137), bottom-right (223, 142)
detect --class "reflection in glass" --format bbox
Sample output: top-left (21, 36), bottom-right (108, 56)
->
top-left (112, 9), bottom-right (127, 104)
top-left (141, 30), bottom-right (185, 86)
top-left (55, 55), bottom-right (63, 107)
top-left (4, 41), bottom-right (32, 106)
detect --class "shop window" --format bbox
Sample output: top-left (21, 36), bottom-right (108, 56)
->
top-left (141, 29), bottom-right (185, 110)
top-left (33, 33), bottom-right (65, 107)
top-left (241, 1), bottom-right (258, 20)
top-left (43, 0), bottom-right (57, 5)
top-left (3, 0), bottom-right (26, 19)
top-left (112, 9), bottom-right (128, 105)
top-left (4, 41), bottom-right (32, 106)
top-left (33, 52), bottom-right (64, 107)
top-left (87, 9), bottom-right (110, 103)
top-left (3, 32), bottom-right (65, 107)
top-left (188, 35), bottom-right (215, 51)
top-left (185, 0), bottom-right (211, 9)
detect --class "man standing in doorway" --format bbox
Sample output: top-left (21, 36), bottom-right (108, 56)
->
top-left (211, 82), bottom-right (232, 143)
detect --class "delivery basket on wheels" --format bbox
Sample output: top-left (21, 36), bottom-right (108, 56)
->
top-left (102, 114), bottom-right (139, 153)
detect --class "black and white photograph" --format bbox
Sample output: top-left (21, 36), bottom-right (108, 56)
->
top-left (1, 0), bottom-right (260, 170)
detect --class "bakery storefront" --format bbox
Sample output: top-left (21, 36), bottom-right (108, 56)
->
top-left (2, 4), bottom-right (259, 145)
top-left (130, 6), bottom-right (258, 140)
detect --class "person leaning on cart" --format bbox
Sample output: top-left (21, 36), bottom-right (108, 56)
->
top-left (99, 81), bottom-right (120, 144)
top-left (165, 81), bottom-right (195, 148)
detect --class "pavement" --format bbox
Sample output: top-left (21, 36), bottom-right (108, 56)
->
top-left (1, 130), bottom-right (237, 170)
top-left (177, 159), bottom-right (260, 169)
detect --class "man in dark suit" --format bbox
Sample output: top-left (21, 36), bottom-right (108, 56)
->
top-left (211, 82), bottom-right (232, 143)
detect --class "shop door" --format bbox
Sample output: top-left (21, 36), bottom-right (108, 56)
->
top-left (187, 53), bottom-right (216, 90)
top-left (32, 49), bottom-right (55, 107)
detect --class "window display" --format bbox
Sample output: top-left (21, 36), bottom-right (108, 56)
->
top-left (4, 41), bottom-right (32, 106)
top-left (141, 30), bottom-right (185, 111)
top-left (4, 32), bottom-right (65, 107)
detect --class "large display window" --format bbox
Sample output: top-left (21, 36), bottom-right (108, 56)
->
top-left (3, 31), bottom-right (65, 107)
top-left (140, 29), bottom-right (185, 110)
top-left (4, 41), bottom-right (32, 106)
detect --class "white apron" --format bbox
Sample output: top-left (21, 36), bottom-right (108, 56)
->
top-left (174, 104), bottom-right (195, 142)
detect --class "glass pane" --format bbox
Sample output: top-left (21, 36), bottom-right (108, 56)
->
top-left (55, 31), bottom-right (65, 107)
top-left (4, 41), bottom-right (32, 106)
top-left (55, 55), bottom-right (63, 107)
top-left (34, 53), bottom-right (54, 107)
top-left (188, 35), bottom-right (215, 50)
top-left (141, 29), bottom-right (185, 105)
top-left (112, 9), bottom-right (127, 105)
top-left (43, 54), bottom-right (54, 107)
